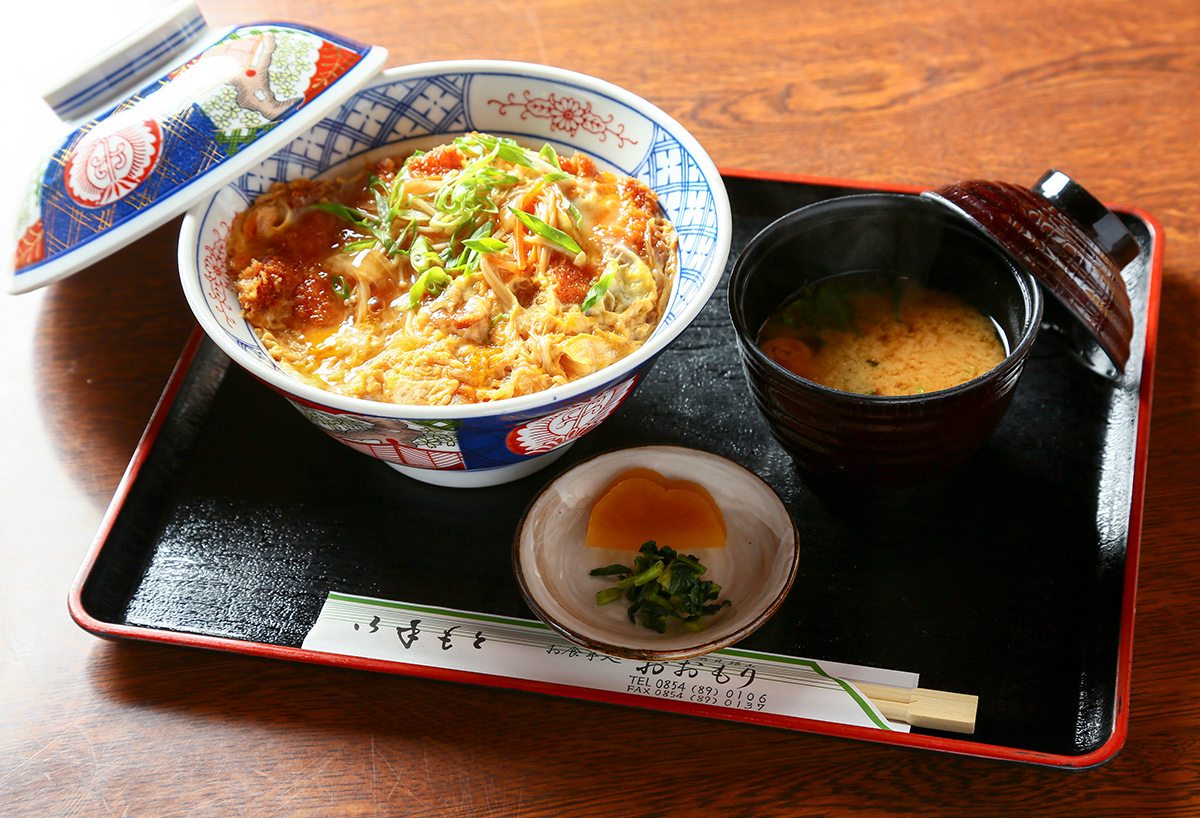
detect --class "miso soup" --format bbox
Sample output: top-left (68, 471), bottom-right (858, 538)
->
top-left (757, 273), bottom-right (1007, 396)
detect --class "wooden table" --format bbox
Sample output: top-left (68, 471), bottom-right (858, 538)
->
top-left (3, 0), bottom-right (1198, 814)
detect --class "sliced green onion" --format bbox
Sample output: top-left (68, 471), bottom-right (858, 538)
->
top-left (582, 270), bottom-right (614, 311)
top-left (496, 141), bottom-right (535, 168)
top-left (395, 208), bottom-right (430, 223)
top-left (370, 180), bottom-right (390, 219)
top-left (311, 201), bottom-right (398, 256)
top-left (511, 209), bottom-right (583, 256)
top-left (331, 274), bottom-right (352, 300)
top-left (566, 202), bottom-right (583, 228)
top-left (432, 160), bottom-right (516, 232)
top-left (446, 222), bottom-right (500, 276)
top-left (463, 237), bottom-right (508, 253)
top-left (484, 134), bottom-right (535, 167)
top-left (538, 143), bottom-right (561, 168)
top-left (409, 267), bottom-right (452, 308)
top-left (409, 236), bottom-right (439, 272)
top-left (310, 201), bottom-right (368, 224)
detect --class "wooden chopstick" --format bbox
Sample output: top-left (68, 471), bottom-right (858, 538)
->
top-left (853, 681), bottom-right (979, 734)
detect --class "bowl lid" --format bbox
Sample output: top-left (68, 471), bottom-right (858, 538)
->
top-left (922, 171), bottom-right (1137, 375)
top-left (7, 0), bottom-right (387, 294)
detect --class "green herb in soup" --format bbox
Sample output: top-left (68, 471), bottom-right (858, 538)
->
top-left (758, 274), bottom-right (1007, 396)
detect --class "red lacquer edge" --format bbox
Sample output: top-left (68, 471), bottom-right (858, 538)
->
top-left (67, 169), bottom-right (1164, 770)
top-left (69, 326), bottom-right (206, 620)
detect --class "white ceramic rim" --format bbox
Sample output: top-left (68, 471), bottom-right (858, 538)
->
top-left (178, 59), bottom-right (733, 422)
top-left (42, 0), bottom-right (210, 119)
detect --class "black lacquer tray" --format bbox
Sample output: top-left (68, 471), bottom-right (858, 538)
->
top-left (71, 171), bottom-right (1162, 768)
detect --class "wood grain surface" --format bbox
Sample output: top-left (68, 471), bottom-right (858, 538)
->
top-left (2, 0), bottom-right (1199, 815)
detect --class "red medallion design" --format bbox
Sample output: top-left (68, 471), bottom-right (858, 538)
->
top-left (64, 116), bottom-right (163, 208)
top-left (506, 377), bottom-right (639, 456)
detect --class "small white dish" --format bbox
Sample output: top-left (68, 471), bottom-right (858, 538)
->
top-left (513, 446), bottom-right (799, 660)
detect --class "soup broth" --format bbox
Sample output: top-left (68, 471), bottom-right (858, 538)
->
top-left (757, 273), bottom-right (1007, 396)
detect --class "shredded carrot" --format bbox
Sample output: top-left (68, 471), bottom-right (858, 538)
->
top-left (514, 218), bottom-right (525, 269)
top-left (762, 336), bottom-right (813, 377)
top-left (521, 179), bottom-right (546, 211)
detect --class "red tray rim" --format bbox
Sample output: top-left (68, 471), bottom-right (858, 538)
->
top-left (67, 168), bottom-right (1165, 770)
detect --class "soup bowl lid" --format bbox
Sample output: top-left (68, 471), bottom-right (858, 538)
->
top-left (922, 170), bottom-right (1137, 376)
top-left (7, 0), bottom-right (387, 294)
